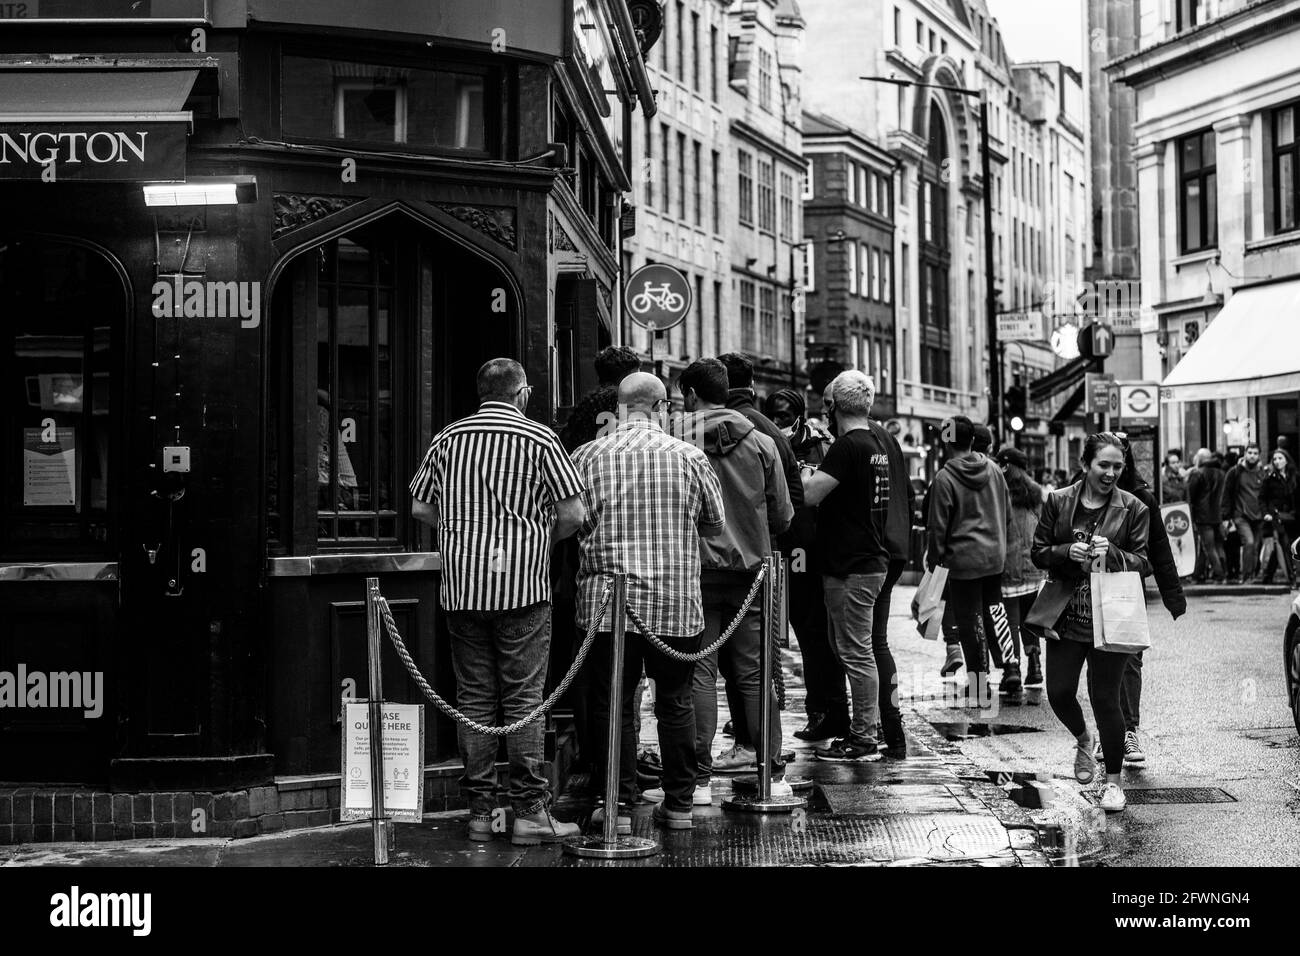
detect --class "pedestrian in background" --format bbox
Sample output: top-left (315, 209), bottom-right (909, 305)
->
top-left (994, 447), bottom-right (1046, 689)
top-left (1095, 437), bottom-right (1186, 769)
top-left (766, 388), bottom-right (848, 743)
top-left (572, 372), bottom-right (726, 832)
top-left (1161, 449), bottom-right (1188, 504)
top-left (802, 371), bottom-right (894, 761)
top-left (553, 346), bottom-right (642, 780)
top-left (1187, 447), bottom-right (1227, 583)
top-left (672, 359), bottom-right (794, 797)
top-left (1260, 448), bottom-right (1298, 588)
top-left (926, 416), bottom-right (1020, 700)
top-left (1030, 432), bottom-right (1151, 813)
top-left (1222, 444), bottom-right (1265, 583)
top-left (410, 358), bottom-right (586, 845)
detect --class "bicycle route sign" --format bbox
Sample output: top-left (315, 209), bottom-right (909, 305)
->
top-left (624, 263), bottom-right (692, 332)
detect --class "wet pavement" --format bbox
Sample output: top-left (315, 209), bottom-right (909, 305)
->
top-left (891, 586), bottom-right (1300, 867)
top-left (1, 604), bottom-right (1047, 868)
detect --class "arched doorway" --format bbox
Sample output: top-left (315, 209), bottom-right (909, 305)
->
top-left (263, 211), bottom-right (520, 774)
top-left (0, 235), bottom-right (127, 784)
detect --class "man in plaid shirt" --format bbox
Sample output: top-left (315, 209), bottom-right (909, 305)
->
top-left (571, 372), bottom-right (725, 830)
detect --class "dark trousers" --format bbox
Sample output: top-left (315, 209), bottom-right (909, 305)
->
top-left (1195, 523), bottom-right (1226, 579)
top-left (1003, 591), bottom-right (1040, 653)
top-left (1260, 520), bottom-right (1295, 582)
top-left (1120, 652), bottom-right (1142, 733)
top-left (588, 630), bottom-right (701, 813)
top-left (694, 572), bottom-right (782, 782)
top-left (446, 602), bottom-right (554, 815)
top-left (1048, 639), bottom-right (1130, 775)
top-left (872, 559), bottom-right (906, 723)
top-left (790, 560), bottom-right (846, 716)
top-left (947, 574), bottom-right (1016, 674)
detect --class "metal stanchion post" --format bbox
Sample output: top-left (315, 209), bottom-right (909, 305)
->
top-left (565, 574), bottom-right (658, 858)
top-left (724, 554), bottom-right (805, 814)
top-left (365, 577), bottom-right (389, 865)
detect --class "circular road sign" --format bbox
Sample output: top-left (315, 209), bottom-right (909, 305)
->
top-left (625, 263), bottom-right (693, 332)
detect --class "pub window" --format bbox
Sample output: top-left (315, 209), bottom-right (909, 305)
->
top-left (1272, 104), bottom-right (1298, 234)
top-left (282, 55), bottom-right (489, 154)
top-left (315, 235), bottom-right (397, 544)
top-left (1179, 129), bottom-right (1217, 253)
top-left (1, 239), bottom-right (117, 554)
top-left (740, 280), bottom-right (757, 352)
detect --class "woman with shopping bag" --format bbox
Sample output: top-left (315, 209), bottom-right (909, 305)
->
top-left (1026, 433), bottom-right (1151, 813)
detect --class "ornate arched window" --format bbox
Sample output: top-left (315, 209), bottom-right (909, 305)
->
top-left (918, 102), bottom-right (952, 390)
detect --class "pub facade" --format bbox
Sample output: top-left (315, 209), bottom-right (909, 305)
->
top-left (0, 0), bottom-right (654, 841)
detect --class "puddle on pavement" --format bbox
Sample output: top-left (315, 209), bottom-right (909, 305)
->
top-left (929, 722), bottom-right (1044, 742)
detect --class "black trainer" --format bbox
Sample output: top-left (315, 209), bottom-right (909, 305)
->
top-left (882, 718), bottom-right (907, 758)
top-left (814, 736), bottom-right (881, 762)
top-left (1000, 661), bottom-right (1023, 695)
top-left (794, 711), bottom-right (849, 742)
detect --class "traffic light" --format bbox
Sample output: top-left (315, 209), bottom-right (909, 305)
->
top-left (1005, 385), bottom-right (1027, 432)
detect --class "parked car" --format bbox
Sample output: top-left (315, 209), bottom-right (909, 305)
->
top-left (1287, 538), bottom-right (1300, 736)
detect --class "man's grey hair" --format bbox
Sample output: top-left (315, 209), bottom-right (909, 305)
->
top-left (477, 358), bottom-right (526, 402)
top-left (828, 370), bottom-right (876, 416)
top-left (1193, 447), bottom-right (1211, 467)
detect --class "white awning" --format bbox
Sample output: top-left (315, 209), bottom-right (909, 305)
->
top-left (1161, 279), bottom-right (1300, 402)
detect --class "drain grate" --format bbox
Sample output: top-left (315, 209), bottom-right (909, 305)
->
top-left (1120, 787), bottom-right (1237, 805)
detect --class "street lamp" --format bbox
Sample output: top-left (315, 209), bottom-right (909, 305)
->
top-left (860, 75), bottom-right (1001, 440)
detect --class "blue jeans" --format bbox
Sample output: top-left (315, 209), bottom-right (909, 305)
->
top-left (822, 573), bottom-right (887, 743)
top-left (446, 601), bottom-right (553, 816)
top-left (693, 571), bottom-right (783, 784)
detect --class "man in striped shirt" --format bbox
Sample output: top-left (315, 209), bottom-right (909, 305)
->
top-left (409, 358), bottom-right (585, 845)
top-left (571, 372), bottom-right (726, 829)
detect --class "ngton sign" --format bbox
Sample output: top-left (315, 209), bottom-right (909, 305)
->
top-left (0, 122), bottom-right (187, 181)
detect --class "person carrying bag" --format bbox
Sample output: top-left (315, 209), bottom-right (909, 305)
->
top-left (1025, 433), bottom-right (1151, 814)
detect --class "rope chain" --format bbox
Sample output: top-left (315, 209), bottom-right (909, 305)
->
top-left (626, 562), bottom-right (768, 662)
top-left (378, 585), bottom-right (611, 738)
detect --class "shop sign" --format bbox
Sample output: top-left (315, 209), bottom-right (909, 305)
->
top-left (0, 122), bottom-right (187, 181)
top-left (0, 1), bottom-right (207, 21)
top-left (340, 701), bottom-right (424, 823)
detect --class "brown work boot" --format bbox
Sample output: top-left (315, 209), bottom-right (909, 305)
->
top-left (511, 807), bottom-right (580, 846)
top-left (466, 811), bottom-right (495, 842)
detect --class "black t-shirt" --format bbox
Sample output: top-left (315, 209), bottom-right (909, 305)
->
top-left (816, 427), bottom-right (892, 577)
top-left (1063, 502), bottom-right (1103, 641)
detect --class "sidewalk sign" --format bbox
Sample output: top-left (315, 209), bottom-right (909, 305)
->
top-left (1161, 503), bottom-right (1196, 578)
top-left (341, 701), bottom-right (425, 823)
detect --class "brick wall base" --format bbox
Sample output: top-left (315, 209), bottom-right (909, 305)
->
top-left (0, 727), bottom-right (579, 845)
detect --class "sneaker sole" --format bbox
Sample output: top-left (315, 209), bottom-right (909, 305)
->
top-left (1123, 755), bottom-right (1146, 765)
top-left (1100, 802), bottom-right (1126, 813)
top-left (710, 764), bottom-right (758, 774)
top-left (511, 831), bottom-right (579, 846)
top-left (654, 814), bottom-right (694, 829)
top-left (814, 753), bottom-right (882, 762)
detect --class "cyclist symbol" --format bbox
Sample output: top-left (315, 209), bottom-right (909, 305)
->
top-left (630, 281), bottom-right (686, 315)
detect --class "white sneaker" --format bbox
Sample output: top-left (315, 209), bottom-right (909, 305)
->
top-left (1099, 783), bottom-right (1127, 813)
top-left (641, 784), bottom-right (713, 806)
top-left (769, 778), bottom-right (794, 800)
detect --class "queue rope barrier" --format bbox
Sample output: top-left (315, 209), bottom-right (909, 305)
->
top-left (626, 562), bottom-right (767, 662)
top-left (378, 585), bottom-right (611, 738)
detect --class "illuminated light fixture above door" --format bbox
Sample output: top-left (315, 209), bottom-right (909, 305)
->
top-left (143, 175), bottom-right (258, 207)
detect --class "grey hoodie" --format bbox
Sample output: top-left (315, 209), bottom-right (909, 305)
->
top-left (926, 452), bottom-right (1010, 580)
top-left (676, 407), bottom-right (793, 573)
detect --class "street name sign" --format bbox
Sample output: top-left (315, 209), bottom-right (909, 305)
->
top-left (996, 311), bottom-right (1043, 342)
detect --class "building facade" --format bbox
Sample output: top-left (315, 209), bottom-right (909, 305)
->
top-left (623, 0), bottom-right (806, 392)
top-left (1109, 0), bottom-right (1300, 460)
top-left (801, 111), bottom-right (899, 419)
top-left (0, 0), bottom-right (653, 837)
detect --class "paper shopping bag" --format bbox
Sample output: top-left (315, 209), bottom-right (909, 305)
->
top-left (915, 565), bottom-right (948, 623)
top-left (1089, 570), bottom-right (1152, 654)
top-left (915, 599), bottom-right (946, 640)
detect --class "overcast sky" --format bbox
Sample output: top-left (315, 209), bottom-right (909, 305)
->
top-left (985, 0), bottom-right (1086, 70)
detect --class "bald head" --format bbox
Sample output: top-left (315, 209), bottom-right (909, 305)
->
top-left (618, 372), bottom-right (666, 414)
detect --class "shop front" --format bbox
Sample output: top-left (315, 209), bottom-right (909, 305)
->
top-left (1160, 278), bottom-right (1300, 461)
top-left (0, 1), bottom-right (653, 841)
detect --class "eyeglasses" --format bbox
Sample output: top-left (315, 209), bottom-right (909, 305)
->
top-left (515, 385), bottom-right (534, 399)
top-left (652, 398), bottom-right (672, 411)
